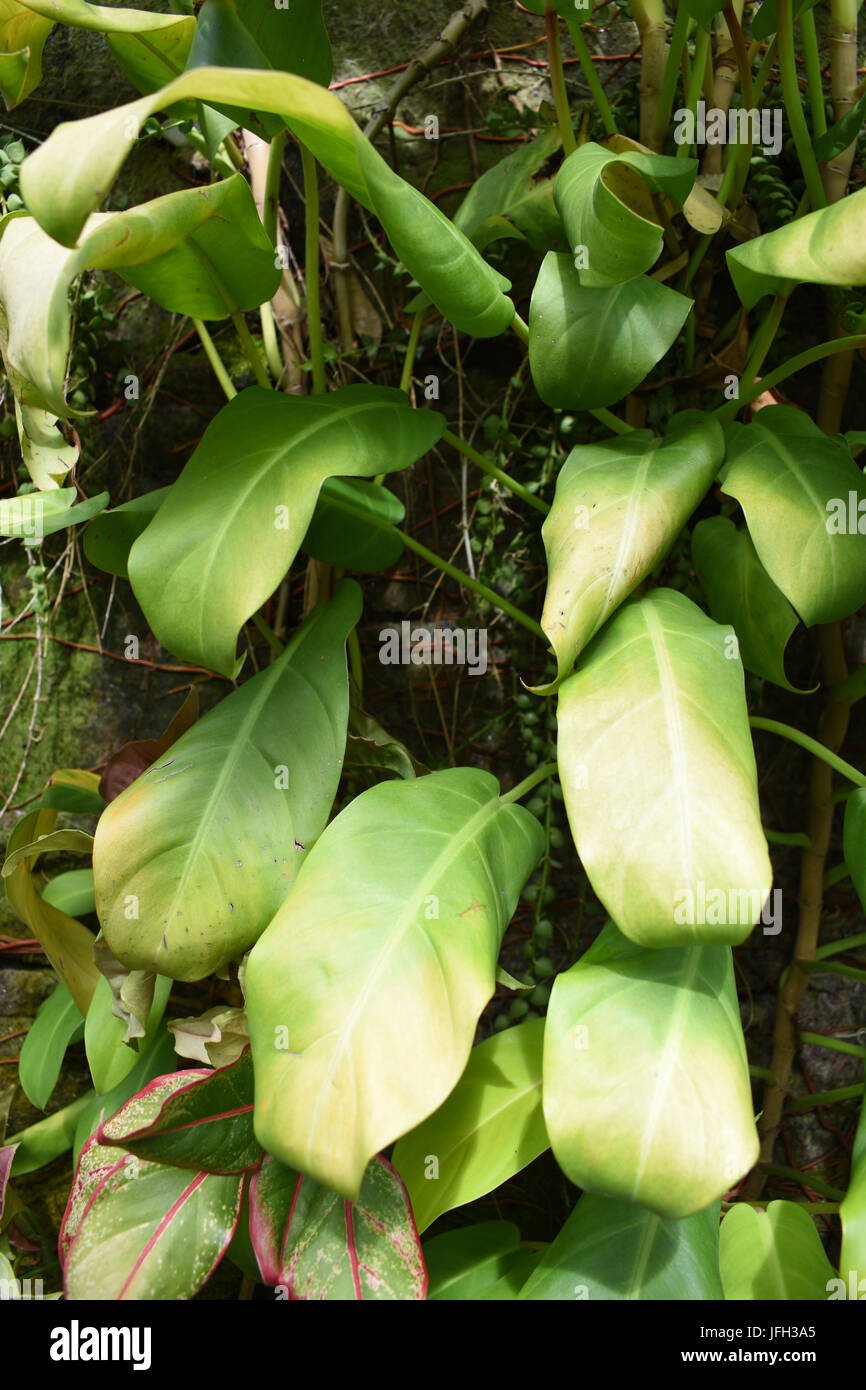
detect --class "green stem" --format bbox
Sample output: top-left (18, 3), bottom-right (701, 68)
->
top-left (443, 429), bottom-right (549, 515)
top-left (799, 9), bottom-right (827, 137)
top-left (799, 959), bottom-right (866, 983)
top-left (502, 762), bottom-right (558, 804)
top-left (511, 312), bottom-right (530, 346)
top-left (816, 930), bottom-right (866, 959)
top-left (787, 1083), bottom-right (865, 1110)
top-left (765, 828), bottom-right (811, 847)
top-left (715, 332), bottom-right (866, 421)
top-left (562, 14), bottom-right (617, 138)
top-left (546, 4), bottom-right (576, 154)
top-left (193, 319), bottom-right (237, 401)
top-left (757, 1162), bottom-right (846, 1201)
top-left (832, 662), bottom-right (866, 704)
top-left (589, 406), bottom-right (633, 435)
top-left (778, 0), bottom-right (827, 208)
top-left (676, 26), bottom-right (711, 158)
top-left (400, 309), bottom-right (425, 395)
top-left (252, 611), bottom-right (283, 655)
top-left (347, 626), bottom-right (363, 696)
top-left (300, 142), bottom-right (326, 395)
top-left (750, 715), bottom-right (866, 785)
top-left (259, 300), bottom-right (284, 382)
top-left (651, 4), bottom-right (690, 151)
top-left (737, 293), bottom-right (790, 400)
top-left (263, 129), bottom-right (286, 246)
top-left (397, 529), bottom-right (546, 642)
top-left (231, 311), bottom-right (271, 390)
top-left (800, 1029), bottom-right (866, 1057)
top-left (823, 861), bottom-right (850, 890)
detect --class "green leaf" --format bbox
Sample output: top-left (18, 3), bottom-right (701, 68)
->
top-left (553, 142), bottom-right (697, 288)
top-left (7, 1094), bottom-right (94, 1177)
top-left (839, 1080), bottom-right (866, 1297)
top-left (0, 180), bottom-right (278, 418)
top-left (38, 768), bottom-right (104, 814)
top-left (528, 253), bottom-right (692, 410)
top-left (2, 809), bottom-right (100, 1014)
top-left (83, 488), bottom-right (169, 579)
top-left (534, 412), bottom-right (722, 689)
top-left (727, 187), bottom-right (866, 308)
top-left (813, 91), bottom-right (866, 163)
top-left (423, 1221), bottom-right (522, 1300)
top-left (93, 582), bottom-right (360, 982)
top-left (519, 1192), bottom-right (724, 1299)
top-left (103, 1048), bottom-right (260, 1174)
top-left (302, 477), bottom-right (405, 572)
top-left (17, 980), bottom-right (84, 1110)
top-left (454, 128), bottom-right (561, 245)
top-left (2, 826), bottom-right (93, 877)
top-left (0, 0), bottom-right (52, 107)
top-left (19, 66), bottom-right (516, 338)
top-left (246, 767), bottom-right (544, 1198)
top-left (543, 921), bottom-right (758, 1217)
top-left (691, 516), bottom-right (814, 693)
top-left (42, 868), bottom-right (95, 918)
top-left (392, 1018), bottom-right (548, 1233)
top-left (62, 1071), bottom-right (243, 1299)
top-left (249, 1152), bottom-right (426, 1299)
top-left (751, 0), bottom-right (821, 42)
top-left (719, 1200), bottom-right (836, 1299)
top-left (721, 407), bottom-right (866, 625)
top-left (679, 0), bottom-right (723, 29)
top-left (84, 972), bottom-right (172, 1095)
top-left (127, 386), bottom-right (441, 675)
top-left (0, 486), bottom-right (107, 537)
top-left (557, 589), bottom-right (772, 947)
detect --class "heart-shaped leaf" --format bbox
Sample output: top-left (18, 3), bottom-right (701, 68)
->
top-left (557, 589), bottom-right (772, 947)
top-left (93, 582), bottom-right (360, 981)
top-left (246, 768), bottom-right (544, 1198)
top-left (543, 920), bottom-right (758, 1217)
top-left (249, 1152), bottom-right (426, 1299)
top-left (392, 1018), bottom-right (548, 1233)
top-left (553, 142), bottom-right (697, 288)
top-left (727, 187), bottom-right (866, 308)
top-left (17, 980), bottom-right (84, 1110)
top-left (19, 66), bottom-right (516, 338)
top-left (692, 516), bottom-right (814, 693)
top-left (127, 386), bottom-right (441, 675)
top-left (719, 1200), bottom-right (837, 1299)
top-left (721, 406), bottom-right (866, 625)
top-left (534, 412), bottom-right (722, 689)
top-left (528, 252), bottom-right (692, 410)
top-left (519, 1192), bottom-right (724, 1299)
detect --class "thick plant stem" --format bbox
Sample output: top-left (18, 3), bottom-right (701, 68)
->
top-left (778, 0), bottom-right (827, 209)
top-left (744, 627), bottom-right (852, 1199)
top-left (502, 762), bottom-right (558, 804)
top-left (546, 4), bottom-right (576, 153)
top-left (300, 143), bottom-right (326, 396)
top-left (632, 0), bottom-right (669, 151)
top-left (703, 1), bottom-right (745, 177)
top-left (397, 529), bottom-right (546, 641)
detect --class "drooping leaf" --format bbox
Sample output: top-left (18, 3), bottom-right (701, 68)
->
top-left (61, 1071), bottom-right (242, 1299)
top-left (17, 981), bottom-right (84, 1110)
top-left (246, 768), bottom-right (544, 1198)
top-left (0, 180), bottom-right (278, 418)
top-left (557, 589), bottom-right (772, 947)
top-left (41, 868), bottom-right (95, 918)
top-left (93, 583), bottom-right (360, 981)
top-left (302, 477), bottom-right (406, 572)
top-left (543, 920), bottom-right (758, 1217)
top-left (422, 1221), bottom-right (522, 1300)
top-left (839, 1077), bottom-right (866, 1296)
top-left (519, 1192), bottom-right (724, 1299)
top-left (0, 487), bottom-right (108, 535)
top-left (553, 141), bottom-right (697, 288)
top-left (2, 810), bottom-right (100, 1014)
top-left (533, 412), bottom-right (722, 689)
top-left (392, 1018), bottom-right (548, 1233)
top-left (83, 487), bottom-right (169, 579)
top-left (528, 252), bottom-right (692, 410)
top-left (721, 406), bottom-right (866, 625)
top-left (249, 1152), bottom-right (426, 1299)
top-left (84, 972), bottom-right (172, 1095)
top-left (727, 187), bottom-right (866, 308)
top-left (127, 387), bottom-right (441, 675)
top-left (102, 1049), bottom-right (259, 1175)
top-left (691, 516), bottom-right (813, 693)
top-left (719, 1200), bottom-right (837, 1299)
top-left (2, 826), bottom-right (93, 877)
top-left (19, 66), bottom-right (516, 338)
top-left (98, 687), bottom-right (199, 804)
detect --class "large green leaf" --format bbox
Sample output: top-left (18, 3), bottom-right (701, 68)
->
top-left (302, 477), bottom-right (406, 572)
top-left (528, 252), bottom-right (692, 410)
top-left (0, 180), bottom-right (278, 419)
top-left (721, 407), bottom-right (866, 626)
top-left (719, 1200), bottom-right (837, 1299)
top-left (249, 1153), bottom-right (426, 1299)
top-left (19, 66), bottom-right (515, 338)
top-left (727, 188), bottom-right (866, 308)
top-left (519, 1192), bottom-right (724, 1299)
top-left (17, 980), bottom-right (84, 1110)
top-left (392, 1018), bottom-right (548, 1233)
top-left (543, 921), bottom-right (757, 1217)
top-left (534, 412), bottom-right (722, 689)
top-left (691, 516), bottom-right (813, 693)
top-left (93, 582), bottom-right (360, 982)
top-left (423, 1221), bottom-right (523, 1300)
top-left (10, 0), bottom-right (195, 95)
top-left (127, 386), bottom-right (442, 675)
top-left (553, 142), bottom-right (697, 288)
top-left (83, 488), bottom-right (169, 579)
top-left (839, 1080), bottom-right (866, 1296)
top-left (62, 1071), bottom-right (242, 1299)
top-left (557, 589), bottom-right (772, 947)
top-left (245, 768), bottom-right (544, 1198)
